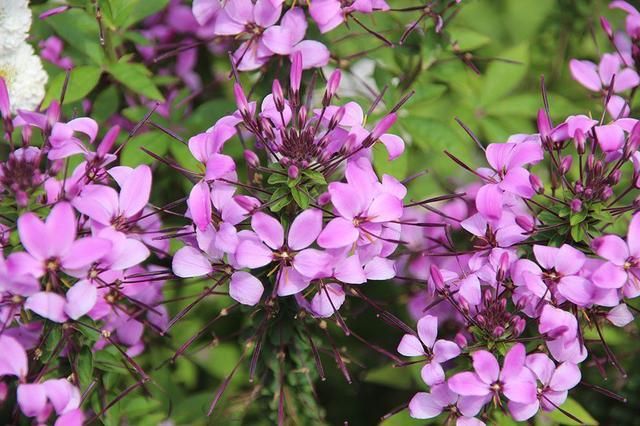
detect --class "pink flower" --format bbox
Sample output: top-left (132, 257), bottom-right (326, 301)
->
top-left (235, 209), bottom-right (330, 296)
top-left (9, 202), bottom-right (112, 278)
top-left (309, 0), bottom-right (390, 33)
top-left (448, 343), bottom-right (537, 406)
top-left (397, 315), bottom-right (461, 386)
top-left (408, 382), bottom-right (486, 425)
top-left (0, 335), bottom-right (28, 378)
top-left (475, 140), bottom-right (543, 222)
top-left (538, 305), bottom-right (587, 363)
top-left (508, 353), bottom-right (581, 421)
top-left (514, 244), bottom-right (592, 306)
top-left (213, 0), bottom-right (329, 70)
top-left (591, 212), bottom-right (640, 295)
top-left (317, 158), bottom-right (405, 249)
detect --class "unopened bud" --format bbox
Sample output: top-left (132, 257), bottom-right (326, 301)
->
top-left (234, 83), bottom-right (250, 115)
top-left (318, 192), bottom-right (331, 205)
top-left (272, 79), bottom-right (285, 112)
top-left (454, 332), bottom-right (467, 348)
top-left (537, 108), bottom-right (552, 140)
top-left (370, 113), bottom-right (397, 142)
top-left (497, 252), bottom-right (510, 282)
top-left (529, 173), bottom-right (544, 194)
top-left (288, 165), bottom-right (299, 179)
top-left (515, 215), bottom-right (534, 233)
top-left (600, 16), bottom-right (613, 37)
top-left (560, 155), bottom-right (573, 174)
top-left (244, 150), bottom-right (259, 167)
top-left (430, 265), bottom-right (445, 290)
top-left (609, 169), bottom-right (622, 185)
top-left (492, 326), bottom-right (505, 337)
top-left (290, 51), bottom-right (303, 95)
top-left (570, 198), bottom-right (582, 212)
top-left (601, 185), bottom-right (613, 200)
top-left (574, 128), bottom-right (586, 154)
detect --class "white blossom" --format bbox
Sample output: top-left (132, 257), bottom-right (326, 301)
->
top-left (0, 42), bottom-right (48, 113)
top-left (0, 0), bottom-right (32, 55)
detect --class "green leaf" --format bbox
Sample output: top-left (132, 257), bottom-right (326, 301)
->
top-left (302, 170), bottom-right (327, 186)
top-left (270, 187), bottom-right (292, 212)
top-left (363, 364), bottom-right (416, 390)
top-left (291, 187), bottom-right (310, 209)
top-left (107, 62), bottom-right (164, 101)
top-left (121, 131), bottom-right (172, 167)
top-left (267, 173), bottom-right (288, 185)
top-left (544, 397), bottom-right (599, 425)
top-left (107, 0), bottom-right (140, 27)
top-left (76, 347), bottom-right (94, 390)
top-left (570, 224), bottom-right (586, 242)
top-left (43, 66), bottom-right (102, 108)
top-left (125, 0), bottom-right (171, 28)
top-left (480, 43), bottom-right (529, 106)
top-left (45, 9), bottom-right (104, 64)
top-left (92, 86), bottom-right (120, 122)
top-left (570, 209), bottom-right (588, 225)
top-left (448, 27), bottom-right (492, 51)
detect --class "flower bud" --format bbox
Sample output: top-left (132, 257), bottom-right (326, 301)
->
top-left (235, 195), bottom-right (260, 213)
top-left (272, 79), bottom-right (285, 112)
top-left (97, 125), bottom-right (120, 157)
top-left (537, 108), bottom-right (552, 140)
top-left (529, 173), bottom-right (544, 194)
top-left (298, 105), bottom-right (307, 126)
top-left (430, 265), bottom-right (445, 290)
top-left (290, 51), bottom-right (303, 95)
top-left (601, 185), bottom-right (613, 200)
top-left (513, 317), bottom-right (526, 336)
top-left (328, 106), bottom-right (346, 130)
top-left (39, 5), bottom-right (70, 19)
top-left (497, 252), bottom-right (510, 282)
top-left (244, 150), bottom-right (259, 167)
top-left (454, 332), bottom-right (467, 348)
top-left (574, 128), bottom-right (586, 154)
top-left (288, 165), bottom-right (299, 179)
top-left (46, 100), bottom-right (61, 133)
top-left (600, 16), bottom-right (613, 37)
top-left (326, 70), bottom-right (341, 99)
top-left (234, 83), bottom-right (250, 115)
top-left (560, 155), bottom-right (573, 174)
top-left (370, 113), bottom-right (397, 142)
top-left (318, 192), bottom-right (331, 205)
top-left (570, 198), bottom-right (582, 212)
top-left (515, 215), bottom-right (534, 233)
top-left (609, 169), bottom-right (622, 185)
top-left (492, 326), bottom-right (505, 337)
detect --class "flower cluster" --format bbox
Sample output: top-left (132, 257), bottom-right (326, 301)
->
top-left (394, 5), bottom-right (640, 423)
top-left (0, 78), bottom-right (168, 424)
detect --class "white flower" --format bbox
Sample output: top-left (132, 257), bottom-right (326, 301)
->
top-left (0, 0), bottom-right (32, 55)
top-left (0, 42), bottom-right (48, 113)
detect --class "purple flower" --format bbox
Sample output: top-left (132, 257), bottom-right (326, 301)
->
top-left (448, 343), bottom-right (537, 406)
